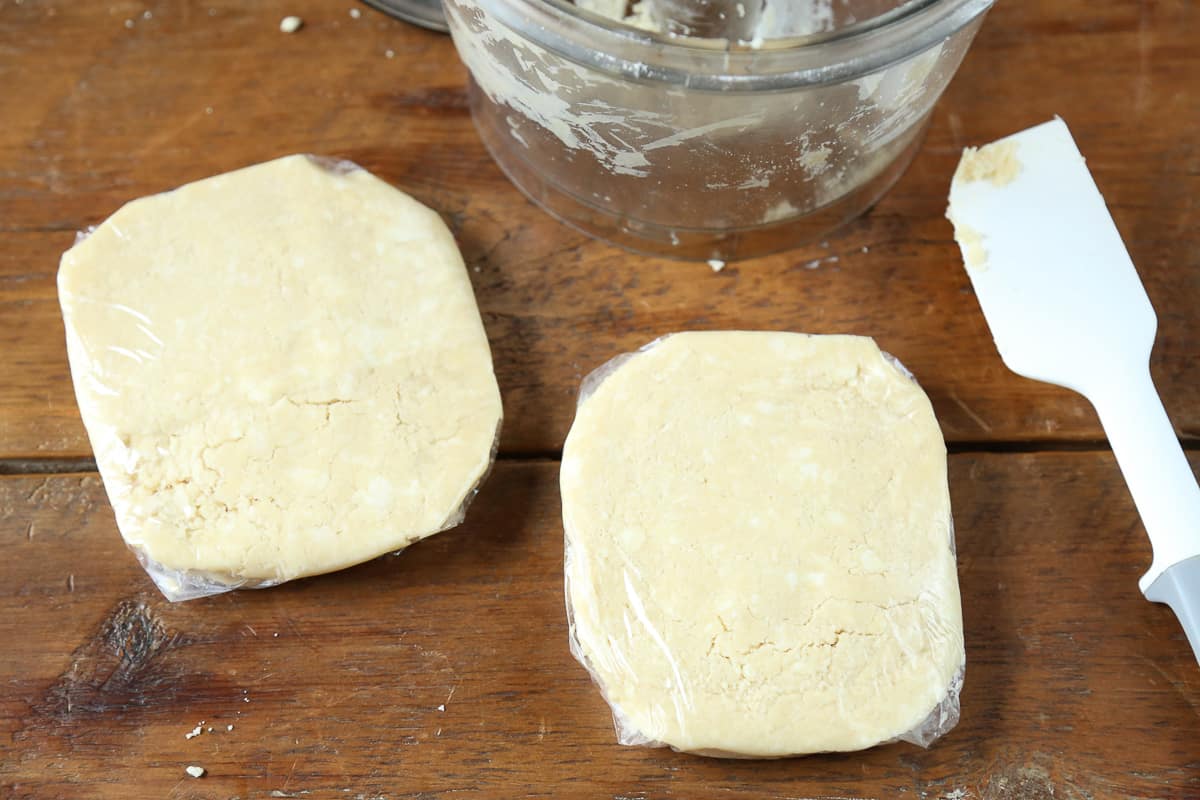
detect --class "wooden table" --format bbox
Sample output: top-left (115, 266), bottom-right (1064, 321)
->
top-left (1, 1), bottom-right (1197, 797)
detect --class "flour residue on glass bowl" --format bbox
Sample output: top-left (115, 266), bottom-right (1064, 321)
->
top-left (577, 0), bottom-right (838, 44)
top-left (444, 0), bottom-right (993, 261)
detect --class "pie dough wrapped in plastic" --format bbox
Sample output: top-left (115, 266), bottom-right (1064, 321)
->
top-left (560, 332), bottom-right (964, 757)
top-left (58, 155), bottom-right (503, 601)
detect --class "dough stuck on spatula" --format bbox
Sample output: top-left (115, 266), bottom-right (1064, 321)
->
top-left (58, 155), bottom-right (502, 600)
top-left (561, 332), bottom-right (964, 757)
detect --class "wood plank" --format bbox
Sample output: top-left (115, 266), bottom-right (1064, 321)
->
top-left (1, 1), bottom-right (1198, 458)
top-left (2, 455), bottom-right (1198, 799)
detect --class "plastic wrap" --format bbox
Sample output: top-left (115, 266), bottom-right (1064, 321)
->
top-left (123, 424), bottom-right (502, 603)
top-left (58, 154), bottom-right (503, 601)
top-left (561, 332), bottom-right (964, 757)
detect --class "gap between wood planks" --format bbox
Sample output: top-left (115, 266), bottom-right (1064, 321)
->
top-left (0, 439), bottom-right (1197, 476)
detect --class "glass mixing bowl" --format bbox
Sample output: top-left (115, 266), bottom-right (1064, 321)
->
top-left (444, 0), bottom-right (992, 261)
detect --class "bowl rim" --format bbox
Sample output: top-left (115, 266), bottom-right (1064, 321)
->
top-left (450, 0), bottom-right (993, 90)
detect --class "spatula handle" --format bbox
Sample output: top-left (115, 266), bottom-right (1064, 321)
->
top-left (1088, 363), bottom-right (1200, 592)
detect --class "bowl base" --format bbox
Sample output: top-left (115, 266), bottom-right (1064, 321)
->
top-left (469, 79), bottom-right (929, 263)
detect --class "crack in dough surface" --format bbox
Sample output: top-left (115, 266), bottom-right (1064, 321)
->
top-left (561, 332), bottom-right (963, 756)
top-left (59, 155), bottom-right (502, 589)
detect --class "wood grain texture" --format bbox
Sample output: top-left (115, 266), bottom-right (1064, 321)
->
top-left (2, 456), bottom-right (1198, 799)
top-left (2, 1), bottom-right (1199, 794)
top-left (1, 0), bottom-right (1198, 458)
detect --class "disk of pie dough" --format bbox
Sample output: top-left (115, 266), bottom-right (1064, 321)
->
top-left (561, 332), bottom-right (964, 757)
top-left (58, 155), bottom-right (503, 599)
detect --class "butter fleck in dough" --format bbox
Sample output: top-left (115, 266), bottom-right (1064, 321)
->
top-left (59, 155), bottom-right (502, 590)
top-left (561, 332), bottom-right (964, 756)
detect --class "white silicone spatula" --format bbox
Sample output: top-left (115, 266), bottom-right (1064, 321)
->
top-left (946, 117), bottom-right (1200, 664)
